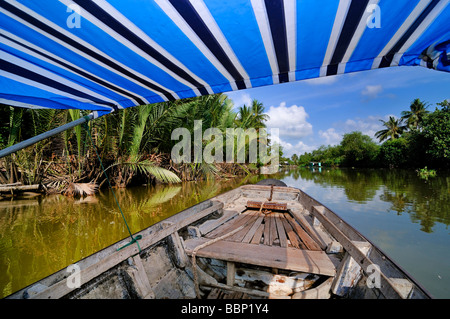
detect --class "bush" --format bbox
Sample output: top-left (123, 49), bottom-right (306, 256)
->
top-left (379, 138), bottom-right (409, 168)
top-left (340, 131), bottom-right (379, 167)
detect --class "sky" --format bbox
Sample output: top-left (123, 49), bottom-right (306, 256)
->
top-left (226, 66), bottom-right (450, 158)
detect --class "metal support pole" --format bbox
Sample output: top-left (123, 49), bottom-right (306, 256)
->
top-left (0, 113), bottom-right (95, 159)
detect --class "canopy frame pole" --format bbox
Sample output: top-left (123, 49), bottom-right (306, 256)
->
top-left (0, 112), bottom-right (96, 159)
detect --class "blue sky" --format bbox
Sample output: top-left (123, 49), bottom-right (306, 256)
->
top-left (226, 66), bottom-right (450, 157)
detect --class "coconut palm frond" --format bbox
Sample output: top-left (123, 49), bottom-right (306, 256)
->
top-left (124, 158), bottom-right (181, 184)
top-left (64, 182), bottom-right (98, 197)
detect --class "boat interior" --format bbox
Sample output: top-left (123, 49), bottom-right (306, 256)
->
top-left (7, 184), bottom-right (431, 299)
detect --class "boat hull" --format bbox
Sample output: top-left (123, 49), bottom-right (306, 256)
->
top-left (6, 183), bottom-right (432, 299)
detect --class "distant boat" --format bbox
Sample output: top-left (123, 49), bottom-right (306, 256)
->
top-left (6, 179), bottom-right (431, 299)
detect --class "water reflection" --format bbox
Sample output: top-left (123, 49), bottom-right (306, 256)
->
top-left (0, 175), bottom-right (262, 298)
top-left (276, 168), bottom-right (450, 233)
top-left (1, 168), bottom-right (449, 298)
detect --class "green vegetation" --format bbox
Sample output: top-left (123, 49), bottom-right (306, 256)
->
top-left (416, 167), bottom-right (437, 180)
top-left (289, 98), bottom-right (450, 170)
top-left (0, 94), bottom-right (272, 194)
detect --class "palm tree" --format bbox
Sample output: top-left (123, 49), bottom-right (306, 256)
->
top-left (401, 98), bottom-right (429, 131)
top-left (375, 116), bottom-right (405, 142)
top-left (235, 99), bottom-right (269, 129)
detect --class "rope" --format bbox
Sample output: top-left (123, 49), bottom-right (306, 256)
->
top-left (81, 119), bottom-right (141, 253)
top-left (191, 225), bottom-right (245, 298)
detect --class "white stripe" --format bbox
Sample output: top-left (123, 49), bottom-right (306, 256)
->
top-left (340, 0), bottom-right (380, 67)
top-left (2, 0), bottom-right (172, 101)
top-left (0, 30), bottom-right (142, 106)
top-left (251, 0), bottom-right (279, 76)
top-left (1, 70), bottom-right (111, 108)
top-left (321, 0), bottom-right (352, 74)
top-left (288, 71), bottom-right (295, 82)
top-left (91, 0), bottom-right (214, 95)
top-left (58, 0), bottom-right (194, 97)
top-left (0, 98), bottom-right (48, 109)
top-left (189, 0), bottom-right (251, 88)
top-left (393, 0), bottom-right (449, 66)
top-left (371, 0), bottom-right (431, 69)
top-left (154, 0), bottom-right (237, 91)
top-left (1, 50), bottom-right (120, 107)
top-left (284, 0), bottom-right (297, 74)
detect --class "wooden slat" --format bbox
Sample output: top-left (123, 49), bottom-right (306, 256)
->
top-left (199, 210), bottom-right (238, 235)
top-left (274, 213), bottom-right (287, 247)
top-left (280, 215), bottom-right (302, 249)
top-left (285, 214), bottom-right (322, 251)
top-left (206, 211), bottom-right (252, 238)
top-left (263, 215), bottom-right (271, 245)
top-left (226, 211), bottom-right (259, 242)
top-left (250, 221), bottom-right (265, 245)
top-left (242, 214), bottom-right (265, 243)
top-left (184, 238), bottom-right (336, 277)
top-left (269, 214), bottom-right (278, 245)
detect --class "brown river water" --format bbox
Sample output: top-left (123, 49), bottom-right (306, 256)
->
top-left (0, 168), bottom-right (449, 298)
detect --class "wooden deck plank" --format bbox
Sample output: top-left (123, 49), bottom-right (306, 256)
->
top-left (199, 210), bottom-right (239, 235)
top-left (250, 221), bottom-right (265, 245)
top-left (274, 213), bottom-right (288, 248)
top-left (285, 214), bottom-right (322, 251)
top-left (288, 210), bottom-right (327, 250)
top-left (226, 211), bottom-right (259, 242)
top-left (263, 215), bottom-right (271, 245)
top-left (269, 214), bottom-right (278, 245)
top-left (280, 214), bottom-right (303, 249)
top-left (184, 238), bottom-right (336, 277)
top-left (242, 214), bottom-right (265, 243)
top-left (205, 211), bottom-right (252, 238)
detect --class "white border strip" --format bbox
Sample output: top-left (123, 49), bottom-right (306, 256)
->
top-left (251, 0), bottom-right (279, 84)
top-left (371, 0), bottom-right (431, 69)
top-left (155, 0), bottom-right (238, 91)
top-left (320, 0), bottom-right (352, 76)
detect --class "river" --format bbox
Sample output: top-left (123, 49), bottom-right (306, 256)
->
top-left (0, 168), bottom-right (448, 298)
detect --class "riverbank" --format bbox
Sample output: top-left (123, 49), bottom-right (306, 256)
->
top-left (0, 152), bottom-right (260, 200)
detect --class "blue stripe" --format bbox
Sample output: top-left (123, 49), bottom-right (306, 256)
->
top-left (203, 0), bottom-right (273, 88)
top-left (11, 0), bottom-right (191, 99)
top-left (168, 0), bottom-right (247, 89)
top-left (345, 0), bottom-right (421, 73)
top-left (296, 0), bottom-right (340, 77)
top-left (380, 0), bottom-right (441, 68)
top-left (0, 11), bottom-right (166, 104)
top-left (0, 77), bottom-right (112, 111)
top-left (0, 42), bottom-right (135, 109)
top-left (400, 3), bottom-right (450, 64)
top-left (108, 0), bottom-right (233, 94)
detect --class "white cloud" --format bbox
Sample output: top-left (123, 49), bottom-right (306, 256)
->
top-left (266, 103), bottom-right (314, 157)
top-left (266, 102), bottom-right (313, 138)
top-left (332, 114), bottom-right (394, 141)
top-left (319, 128), bottom-right (342, 145)
top-left (270, 133), bottom-right (316, 157)
top-left (361, 85), bottom-right (383, 99)
top-left (227, 91), bottom-right (252, 109)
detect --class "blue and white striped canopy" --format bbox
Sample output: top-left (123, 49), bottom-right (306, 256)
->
top-left (1, 0), bottom-right (449, 118)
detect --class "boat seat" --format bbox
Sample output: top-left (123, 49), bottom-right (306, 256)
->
top-left (183, 237), bottom-right (336, 277)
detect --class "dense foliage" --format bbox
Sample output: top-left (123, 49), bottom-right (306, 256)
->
top-left (0, 94), bottom-right (272, 192)
top-left (289, 99), bottom-right (450, 169)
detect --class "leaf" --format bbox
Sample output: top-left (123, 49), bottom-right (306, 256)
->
top-left (64, 182), bottom-right (98, 197)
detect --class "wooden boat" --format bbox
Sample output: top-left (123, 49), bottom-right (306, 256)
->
top-left (6, 180), bottom-right (431, 299)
